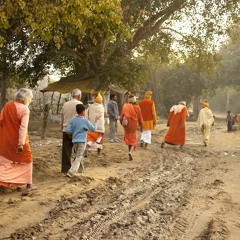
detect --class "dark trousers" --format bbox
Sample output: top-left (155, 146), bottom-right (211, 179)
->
top-left (61, 132), bottom-right (73, 173)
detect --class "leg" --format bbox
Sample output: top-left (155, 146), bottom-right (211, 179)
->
top-left (84, 144), bottom-right (90, 157)
top-left (161, 141), bottom-right (165, 148)
top-left (203, 125), bottom-right (211, 146)
top-left (109, 121), bottom-right (115, 141)
top-left (67, 143), bottom-right (85, 177)
top-left (114, 120), bottom-right (118, 141)
top-left (97, 148), bottom-right (101, 156)
top-left (128, 145), bottom-right (133, 161)
top-left (61, 132), bottom-right (73, 173)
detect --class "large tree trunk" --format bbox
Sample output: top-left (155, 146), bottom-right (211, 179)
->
top-left (193, 96), bottom-right (201, 120)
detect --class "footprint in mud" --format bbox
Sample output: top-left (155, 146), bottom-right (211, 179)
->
top-left (212, 179), bottom-right (224, 186)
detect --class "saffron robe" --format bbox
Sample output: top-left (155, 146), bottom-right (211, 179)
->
top-left (164, 106), bottom-right (188, 145)
top-left (120, 104), bottom-right (143, 150)
top-left (138, 99), bottom-right (157, 130)
top-left (0, 101), bottom-right (32, 187)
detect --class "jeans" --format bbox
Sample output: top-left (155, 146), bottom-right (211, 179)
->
top-left (68, 142), bottom-right (86, 174)
top-left (109, 120), bottom-right (117, 140)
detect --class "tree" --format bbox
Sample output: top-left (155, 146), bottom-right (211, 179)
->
top-left (1, 0), bottom-right (239, 110)
top-left (0, 0), bottom-right (126, 109)
top-left (217, 24), bottom-right (240, 89)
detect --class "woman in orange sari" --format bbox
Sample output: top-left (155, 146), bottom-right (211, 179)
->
top-left (120, 95), bottom-right (143, 160)
top-left (0, 88), bottom-right (34, 193)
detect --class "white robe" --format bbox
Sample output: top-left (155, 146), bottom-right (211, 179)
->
top-left (197, 107), bottom-right (214, 144)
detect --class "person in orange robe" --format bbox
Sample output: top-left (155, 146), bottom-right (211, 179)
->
top-left (0, 88), bottom-right (35, 192)
top-left (120, 94), bottom-right (143, 160)
top-left (138, 90), bottom-right (157, 148)
top-left (161, 101), bottom-right (189, 148)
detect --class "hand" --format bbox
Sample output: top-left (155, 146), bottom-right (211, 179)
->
top-left (153, 123), bottom-right (156, 128)
top-left (95, 115), bottom-right (100, 122)
top-left (17, 144), bottom-right (23, 154)
top-left (167, 122), bottom-right (170, 127)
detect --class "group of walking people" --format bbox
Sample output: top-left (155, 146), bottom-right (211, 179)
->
top-left (0, 87), bottom-right (215, 193)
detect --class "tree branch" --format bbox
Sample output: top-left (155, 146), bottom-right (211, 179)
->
top-left (128, 0), bottom-right (187, 50)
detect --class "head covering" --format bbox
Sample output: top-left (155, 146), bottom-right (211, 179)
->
top-left (94, 93), bottom-right (102, 104)
top-left (179, 101), bottom-right (186, 106)
top-left (144, 91), bottom-right (152, 99)
top-left (203, 101), bottom-right (209, 108)
top-left (128, 94), bottom-right (137, 103)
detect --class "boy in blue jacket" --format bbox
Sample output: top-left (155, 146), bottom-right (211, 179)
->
top-left (66, 104), bottom-right (99, 177)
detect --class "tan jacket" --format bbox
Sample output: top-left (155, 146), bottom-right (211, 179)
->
top-left (60, 99), bottom-right (82, 131)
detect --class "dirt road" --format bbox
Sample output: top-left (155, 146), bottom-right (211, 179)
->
top-left (1, 120), bottom-right (240, 240)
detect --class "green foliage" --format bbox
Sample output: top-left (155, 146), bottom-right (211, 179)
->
top-left (217, 24), bottom-right (240, 89)
top-left (0, 0), bottom-right (240, 102)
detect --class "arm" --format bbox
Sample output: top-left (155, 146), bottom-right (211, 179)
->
top-left (17, 107), bottom-right (30, 153)
top-left (107, 102), bottom-right (114, 118)
top-left (137, 106), bottom-right (143, 130)
top-left (60, 107), bottom-right (64, 131)
top-left (66, 119), bottom-right (73, 135)
top-left (19, 107), bottom-right (30, 146)
top-left (152, 103), bottom-right (157, 126)
top-left (86, 119), bottom-right (97, 132)
top-left (180, 107), bottom-right (187, 127)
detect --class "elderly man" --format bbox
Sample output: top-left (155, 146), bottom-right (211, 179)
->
top-left (60, 89), bottom-right (82, 173)
top-left (161, 101), bottom-right (189, 149)
top-left (197, 101), bottom-right (214, 147)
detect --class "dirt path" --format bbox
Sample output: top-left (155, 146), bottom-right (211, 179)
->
top-left (0, 120), bottom-right (240, 240)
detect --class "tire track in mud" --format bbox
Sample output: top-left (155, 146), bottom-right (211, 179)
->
top-left (172, 149), bottom-right (232, 240)
top-left (10, 142), bottom-right (219, 240)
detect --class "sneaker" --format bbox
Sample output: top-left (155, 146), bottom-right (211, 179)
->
top-left (66, 172), bottom-right (73, 178)
top-left (109, 139), bottom-right (115, 143)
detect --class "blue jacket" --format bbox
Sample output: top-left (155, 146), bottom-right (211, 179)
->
top-left (66, 116), bottom-right (97, 143)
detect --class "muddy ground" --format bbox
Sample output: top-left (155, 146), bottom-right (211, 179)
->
top-left (0, 118), bottom-right (240, 240)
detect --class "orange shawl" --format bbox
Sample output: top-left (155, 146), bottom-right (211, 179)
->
top-left (0, 101), bottom-right (32, 164)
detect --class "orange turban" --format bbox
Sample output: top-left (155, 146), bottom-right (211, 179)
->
top-left (94, 93), bottom-right (102, 104)
top-left (203, 101), bottom-right (209, 108)
top-left (144, 91), bottom-right (152, 99)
